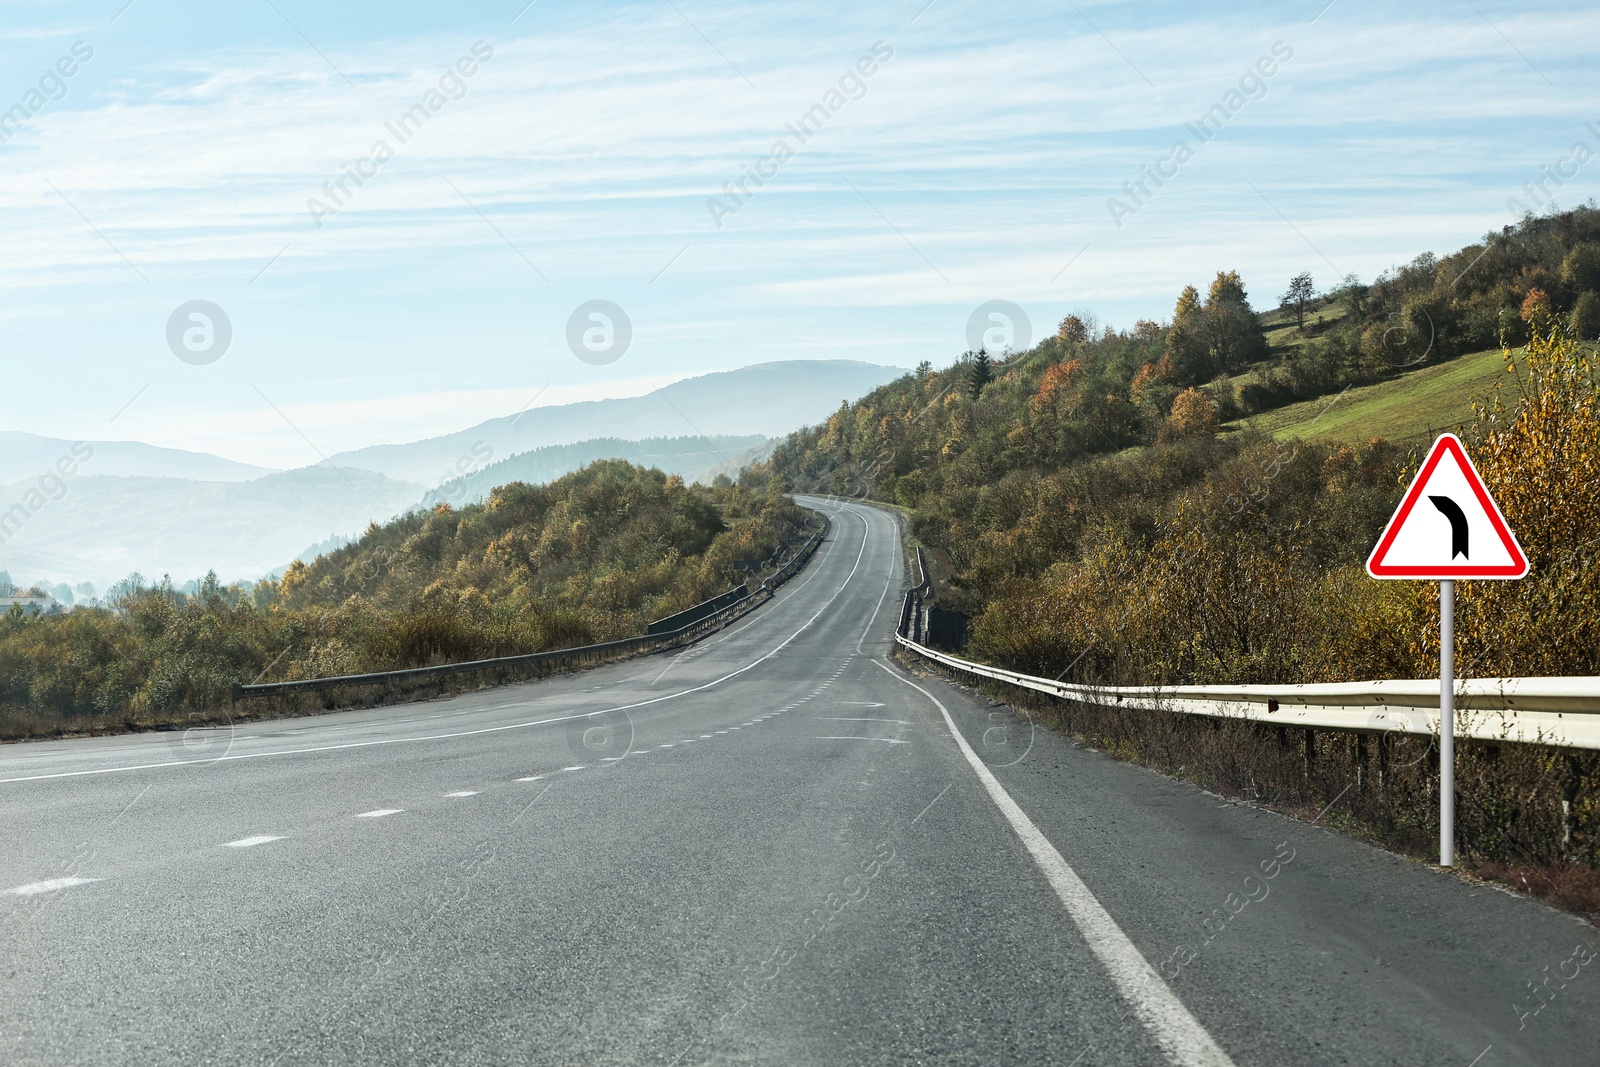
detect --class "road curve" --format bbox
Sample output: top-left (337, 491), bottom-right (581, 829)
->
top-left (2, 497), bottom-right (1595, 1065)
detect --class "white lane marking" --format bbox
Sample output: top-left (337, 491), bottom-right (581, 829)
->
top-left (222, 835), bottom-right (285, 848)
top-left (659, 743), bottom-right (676, 748)
top-left (2, 508), bottom-right (875, 787)
top-left (4, 877), bottom-right (100, 896)
top-left (819, 716), bottom-right (913, 724)
top-left (808, 736), bottom-right (909, 744)
top-left (561, 765), bottom-right (585, 772)
top-left (516, 775), bottom-right (544, 781)
top-left (355, 809), bottom-right (402, 818)
top-left (602, 756), bottom-right (627, 762)
top-left (444, 790), bottom-right (480, 797)
top-left (700, 734), bottom-right (714, 739)
top-left (683, 505), bottom-right (847, 653)
top-left (715, 730), bottom-right (728, 734)
top-left (874, 660), bottom-right (1236, 1067)
top-left (838, 702), bottom-right (887, 708)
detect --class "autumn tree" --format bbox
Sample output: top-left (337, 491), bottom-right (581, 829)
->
top-left (1057, 315), bottom-right (1089, 345)
top-left (1164, 387), bottom-right (1219, 439)
top-left (1521, 287), bottom-right (1553, 329)
top-left (1167, 271), bottom-right (1269, 383)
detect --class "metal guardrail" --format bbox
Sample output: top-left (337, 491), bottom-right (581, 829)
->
top-left (646, 586), bottom-right (750, 636)
top-left (234, 516), bottom-right (830, 703)
top-left (894, 588), bottom-right (1600, 751)
top-left (894, 633), bottom-right (1600, 751)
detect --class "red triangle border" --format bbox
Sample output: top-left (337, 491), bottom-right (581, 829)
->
top-left (1366, 433), bottom-right (1529, 579)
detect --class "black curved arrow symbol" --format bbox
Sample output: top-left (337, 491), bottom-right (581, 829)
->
top-left (1429, 495), bottom-right (1469, 559)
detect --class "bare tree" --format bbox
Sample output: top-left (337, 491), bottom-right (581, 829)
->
top-left (1282, 272), bottom-right (1316, 329)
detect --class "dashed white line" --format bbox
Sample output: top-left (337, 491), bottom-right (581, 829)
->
top-left (221, 835), bottom-right (285, 848)
top-left (561, 765), bottom-right (585, 772)
top-left (819, 716), bottom-right (913, 725)
top-left (354, 809), bottom-right (403, 818)
top-left (659, 743), bottom-right (676, 748)
top-left (516, 775), bottom-right (544, 782)
top-left (4, 877), bottom-right (100, 896)
top-left (809, 736), bottom-right (909, 744)
top-left (444, 790), bottom-right (480, 797)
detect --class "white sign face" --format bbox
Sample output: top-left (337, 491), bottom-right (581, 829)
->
top-left (1367, 433), bottom-right (1528, 580)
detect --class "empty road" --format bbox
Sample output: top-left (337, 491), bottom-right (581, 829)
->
top-left (2, 497), bottom-right (1596, 1065)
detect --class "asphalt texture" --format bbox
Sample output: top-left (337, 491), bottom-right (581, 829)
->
top-left (2, 496), bottom-right (1597, 1066)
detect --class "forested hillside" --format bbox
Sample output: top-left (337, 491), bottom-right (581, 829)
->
top-left (754, 207), bottom-right (1600, 686)
top-left (0, 461), bottom-right (809, 736)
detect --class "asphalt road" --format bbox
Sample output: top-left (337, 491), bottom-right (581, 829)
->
top-left (3, 497), bottom-right (1597, 1066)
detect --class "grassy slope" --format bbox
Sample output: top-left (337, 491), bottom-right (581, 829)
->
top-left (1228, 347), bottom-right (1510, 444)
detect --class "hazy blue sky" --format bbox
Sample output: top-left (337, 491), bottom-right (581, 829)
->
top-left (1, 0), bottom-right (1595, 467)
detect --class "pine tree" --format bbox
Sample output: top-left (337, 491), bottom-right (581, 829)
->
top-left (968, 348), bottom-right (992, 398)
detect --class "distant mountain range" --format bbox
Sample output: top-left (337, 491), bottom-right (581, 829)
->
top-left (0, 431), bottom-right (276, 484)
top-left (0, 468), bottom-right (423, 592)
top-left (0, 360), bottom-right (902, 590)
top-left (328, 360), bottom-right (901, 487)
top-left (424, 435), bottom-right (772, 508)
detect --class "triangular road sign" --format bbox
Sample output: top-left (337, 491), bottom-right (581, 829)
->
top-left (1367, 433), bottom-right (1528, 579)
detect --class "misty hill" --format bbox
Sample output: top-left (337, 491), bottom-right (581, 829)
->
top-left (0, 431), bottom-right (276, 485)
top-left (328, 360), bottom-right (901, 487)
top-left (423, 435), bottom-right (770, 508)
top-left (0, 466), bottom-right (422, 589)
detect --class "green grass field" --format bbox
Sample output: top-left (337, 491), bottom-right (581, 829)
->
top-left (1227, 347), bottom-right (1513, 444)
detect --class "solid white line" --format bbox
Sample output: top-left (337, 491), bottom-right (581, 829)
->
top-left (222, 835), bottom-right (286, 848)
top-left (1, 506), bottom-right (876, 787)
top-left (4, 876), bottom-right (100, 896)
top-left (354, 809), bottom-right (402, 818)
top-left (443, 790), bottom-right (480, 797)
top-left (874, 660), bottom-right (1236, 1067)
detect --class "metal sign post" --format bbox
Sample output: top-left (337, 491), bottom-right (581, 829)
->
top-left (1439, 579), bottom-right (1454, 867)
top-left (1367, 434), bottom-right (1527, 868)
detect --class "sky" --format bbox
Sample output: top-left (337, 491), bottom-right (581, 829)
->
top-left (0, 0), bottom-right (1596, 469)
